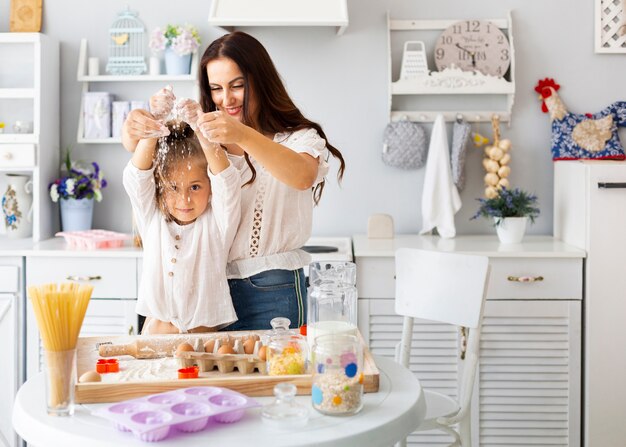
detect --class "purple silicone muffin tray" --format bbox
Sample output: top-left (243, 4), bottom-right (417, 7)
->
top-left (92, 386), bottom-right (260, 442)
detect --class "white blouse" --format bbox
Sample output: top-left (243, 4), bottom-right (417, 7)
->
top-left (123, 160), bottom-right (241, 332)
top-left (226, 127), bottom-right (329, 279)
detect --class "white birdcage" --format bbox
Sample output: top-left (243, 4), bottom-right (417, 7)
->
top-left (105, 7), bottom-right (147, 75)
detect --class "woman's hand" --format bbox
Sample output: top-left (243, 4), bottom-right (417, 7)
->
top-left (176, 99), bottom-right (203, 131)
top-left (197, 111), bottom-right (249, 145)
top-left (122, 109), bottom-right (169, 143)
top-left (149, 86), bottom-right (176, 121)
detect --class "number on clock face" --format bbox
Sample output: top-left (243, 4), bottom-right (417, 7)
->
top-left (434, 20), bottom-right (511, 77)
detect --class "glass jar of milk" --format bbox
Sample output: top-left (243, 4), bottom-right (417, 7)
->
top-left (307, 261), bottom-right (358, 348)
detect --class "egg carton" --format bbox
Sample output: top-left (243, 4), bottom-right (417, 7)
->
top-left (56, 229), bottom-right (131, 249)
top-left (176, 337), bottom-right (267, 375)
top-left (92, 386), bottom-right (260, 442)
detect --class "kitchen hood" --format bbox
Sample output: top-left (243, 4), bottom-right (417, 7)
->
top-left (208, 0), bottom-right (349, 35)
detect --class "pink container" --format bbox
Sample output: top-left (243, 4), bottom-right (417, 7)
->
top-left (92, 387), bottom-right (259, 442)
top-left (55, 229), bottom-right (131, 250)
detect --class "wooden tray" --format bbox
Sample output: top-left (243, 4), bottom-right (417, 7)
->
top-left (75, 331), bottom-right (379, 403)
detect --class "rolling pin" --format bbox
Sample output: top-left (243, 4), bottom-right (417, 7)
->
top-left (98, 336), bottom-right (193, 359)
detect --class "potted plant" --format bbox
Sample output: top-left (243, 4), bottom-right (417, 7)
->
top-left (471, 187), bottom-right (540, 244)
top-left (49, 150), bottom-right (107, 232)
top-left (149, 24), bottom-right (201, 75)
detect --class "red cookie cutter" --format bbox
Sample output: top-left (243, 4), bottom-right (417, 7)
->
top-left (299, 324), bottom-right (307, 336)
top-left (178, 366), bottom-right (199, 379)
top-left (96, 358), bottom-right (119, 373)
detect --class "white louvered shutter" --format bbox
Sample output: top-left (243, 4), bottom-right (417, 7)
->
top-left (361, 299), bottom-right (459, 446)
top-left (477, 300), bottom-right (581, 447)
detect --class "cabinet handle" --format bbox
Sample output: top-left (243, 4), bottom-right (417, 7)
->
top-left (66, 275), bottom-right (102, 281)
top-left (3, 152), bottom-right (13, 160)
top-left (128, 325), bottom-right (135, 336)
top-left (598, 182), bottom-right (626, 189)
top-left (507, 275), bottom-right (544, 283)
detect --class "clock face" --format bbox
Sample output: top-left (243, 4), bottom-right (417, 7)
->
top-left (434, 20), bottom-right (511, 77)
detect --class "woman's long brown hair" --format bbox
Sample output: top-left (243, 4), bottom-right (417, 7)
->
top-left (198, 31), bottom-right (345, 204)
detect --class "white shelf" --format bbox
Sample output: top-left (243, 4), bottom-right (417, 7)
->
top-left (0, 88), bottom-right (35, 99)
top-left (0, 134), bottom-right (37, 144)
top-left (387, 12), bottom-right (516, 123)
top-left (208, 0), bottom-right (348, 35)
top-left (76, 38), bottom-right (199, 145)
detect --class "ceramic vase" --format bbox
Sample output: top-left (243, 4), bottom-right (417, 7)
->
top-left (164, 48), bottom-right (192, 75)
top-left (495, 216), bottom-right (528, 244)
top-left (1, 174), bottom-right (33, 239)
top-left (60, 198), bottom-right (94, 232)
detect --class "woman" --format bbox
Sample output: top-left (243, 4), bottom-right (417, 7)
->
top-left (122, 31), bottom-right (345, 330)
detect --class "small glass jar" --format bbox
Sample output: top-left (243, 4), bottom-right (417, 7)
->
top-left (267, 333), bottom-right (308, 376)
top-left (311, 334), bottom-right (363, 416)
top-left (261, 382), bottom-right (309, 429)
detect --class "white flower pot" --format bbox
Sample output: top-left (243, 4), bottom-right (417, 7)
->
top-left (495, 216), bottom-right (528, 244)
top-left (60, 198), bottom-right (94, 232)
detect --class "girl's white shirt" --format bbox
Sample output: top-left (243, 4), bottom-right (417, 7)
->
top-left (226, 127), bottom-right (330, 279)
top-left (123, 160), bottom-right (241, 332)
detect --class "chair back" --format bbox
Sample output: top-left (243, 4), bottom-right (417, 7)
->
top-left (395, 248), bottom-right (489, 329)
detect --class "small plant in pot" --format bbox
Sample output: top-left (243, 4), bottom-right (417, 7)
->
top-left (471, 187), bottom-right (540, 244)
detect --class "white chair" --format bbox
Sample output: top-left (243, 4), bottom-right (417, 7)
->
top-left (394, 248), bottom-right (490, 447)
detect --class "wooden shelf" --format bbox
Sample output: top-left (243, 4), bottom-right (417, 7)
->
top-left (208, 0), bottom-right (349, 35)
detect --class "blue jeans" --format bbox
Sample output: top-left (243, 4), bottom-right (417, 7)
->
top-left (221, 268), bottom-right (306, 331)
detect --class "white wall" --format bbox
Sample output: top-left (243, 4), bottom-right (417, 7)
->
top-left (1, 0), bottom-right (624, 237)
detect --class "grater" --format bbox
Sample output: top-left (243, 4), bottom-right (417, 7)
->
top-left (400, 41), bottom-right (429, 79)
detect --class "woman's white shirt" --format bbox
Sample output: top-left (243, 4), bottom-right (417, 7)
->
top-left (122, 160), bottom-right (241, 332)
top-left (226, 127), bottom-right (329, 279)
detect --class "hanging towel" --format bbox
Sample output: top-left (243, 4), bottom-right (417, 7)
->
top-left (419, 114), bottom-right (462, 238)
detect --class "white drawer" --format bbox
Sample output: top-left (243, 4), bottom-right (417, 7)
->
top-left (0, 144), bottom-right (35, 168)
top-left (26, 257), bottom-right (137, 299)
top-left (356, 256), bottom-right (582, 300)
top-left (0, 265), bottom-right (19, 292)
top-left (488, 257), bottom-right (582, 300)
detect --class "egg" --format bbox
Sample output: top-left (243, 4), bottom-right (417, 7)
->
top-left (175, 342), bottom-right (194, 357)
top-left (217, 344), bottom-right (235, 355)
top-left (79, 370), bottom-right (101, 383)
top-left (204, 339), bottom-right (216, 353)
top-left (243, 338), bottom-right (256, 354)
top-left (258, 345), bottom-right (267, 361)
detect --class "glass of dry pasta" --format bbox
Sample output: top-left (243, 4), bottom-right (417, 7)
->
top-left (28, 283), bottom-right (93, 416)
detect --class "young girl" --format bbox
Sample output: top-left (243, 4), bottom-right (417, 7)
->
top-left (123, 115), bottom-right (241, 335)
top-left (123, 31), bottom-right (345, 330)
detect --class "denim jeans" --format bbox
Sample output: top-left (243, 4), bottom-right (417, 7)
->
top-left (221, 268), bottom-right (307, 331)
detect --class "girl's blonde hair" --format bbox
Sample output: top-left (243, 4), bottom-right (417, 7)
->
top-left (154, 121), bottom-right (208, 222)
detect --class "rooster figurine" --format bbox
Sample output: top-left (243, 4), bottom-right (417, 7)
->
top-left (535, 78), bottom-right (626, 160)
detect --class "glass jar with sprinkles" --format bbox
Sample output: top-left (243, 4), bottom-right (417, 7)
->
top-left (311, 334), bottom-right (363, 416)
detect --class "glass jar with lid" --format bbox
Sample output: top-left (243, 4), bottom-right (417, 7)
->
top-left (266, 333), bottom-right (308, 376)
top-left (311, 333), bottom-right (363, 415)
top-left (306, 283), bottom-right (358, 348)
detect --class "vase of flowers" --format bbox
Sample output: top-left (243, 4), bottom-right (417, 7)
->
top-left (149, 24), bottom-right (200, 75)
top-left (471, 187), bottom-right (540, 244)
top-left (49, 151), bottom-right (107, 232)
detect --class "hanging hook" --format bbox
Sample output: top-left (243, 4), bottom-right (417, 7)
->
top-left (456, 113), bottom-right (464, 124)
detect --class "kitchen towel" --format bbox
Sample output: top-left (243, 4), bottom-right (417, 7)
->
top-left (419, 114), bottom-right (461, 239)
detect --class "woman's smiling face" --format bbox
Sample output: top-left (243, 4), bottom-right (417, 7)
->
top-left (207, 57), bottom-right (258, 122)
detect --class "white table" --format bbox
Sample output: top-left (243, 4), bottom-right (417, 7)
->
top-left (13, 356), bottom-right (425, 447)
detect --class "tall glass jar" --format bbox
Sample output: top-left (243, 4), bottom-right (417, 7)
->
top-left (311, 334), bottom-right (363, 415)
top-left (306, 284), bottom-right (358, 348)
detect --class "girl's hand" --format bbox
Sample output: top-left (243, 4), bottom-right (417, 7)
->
top-left (176, 99), bottom-right (203, 130)
top-left (197, 111), bottom-right (248, 145)
top-left (149, 86), bottom-right (175, 121)
top-left (123, 109), bottom-right (170, 142)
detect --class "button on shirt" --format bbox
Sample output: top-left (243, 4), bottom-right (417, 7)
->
top-left (123, 161), bottom-right (241, 332)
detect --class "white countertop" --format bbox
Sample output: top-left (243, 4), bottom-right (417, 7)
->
top-left (0, 236), bottom-right (353, 260)
top-left (352, 234), bottom-right (586, 258)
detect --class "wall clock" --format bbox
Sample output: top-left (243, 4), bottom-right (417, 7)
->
top-left (434, 20), bottom-right (511, 77)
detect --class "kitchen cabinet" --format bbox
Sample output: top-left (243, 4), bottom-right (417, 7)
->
top-left (76, 39), bottom-right (198, 144)
top-left (387, 13), bottom-right (515, 123)
top-left (0, 33), bottom-right (59, 243)
top-left (0, 257), bottom-right (25, 447)
top-left (354, 234), bottom-right (584, 446)
top-left (554, 160), bottom-right (626, 447)
top-left (25, 254), bottom-right (138, 378)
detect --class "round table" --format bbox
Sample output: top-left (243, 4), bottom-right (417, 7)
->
top-left (13, 356), bottom-right (425, 447)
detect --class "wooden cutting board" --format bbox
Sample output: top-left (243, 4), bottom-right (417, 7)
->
top-left (10, 0), bottom-right (42, 32)
top-left (75, 331), bottom-right (380, 403)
